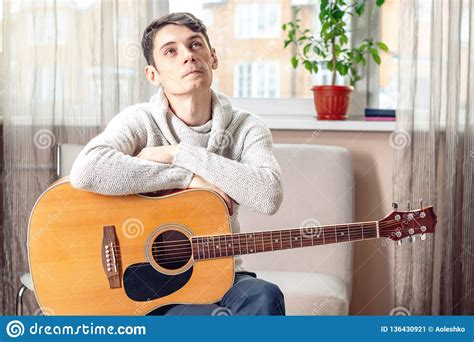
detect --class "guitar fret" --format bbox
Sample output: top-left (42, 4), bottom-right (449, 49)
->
top-left (192, 238), bottom-right (198, 260)
top-left (196, 237), bottom-right (200, 259)
top-left (334, 225), bottom-right (348, 243)
top-left (206, 237), bottom-right (211, 259)
top-left (200, 237), bottom-right (206, 259)
top-left (194, 237), bottom-right (199, 259)
top-left (231, 235), bottom-right (239, 256)
top-left (217, 235), bottom-right (222, 258)
top-left (247, 233), bottom-right (253, 253)
top-left (271, 231), bottom-right (278, 250)
top-left (223, 235), bottom-right (228, 257)
top-left (204, 237), bottom-right (209, 258)
top-left (263, 231), bottom-right (272, 251)
top-left (314, 227), bottom-right (323, 245)
top-left (212, 236), bottom-right (217, 258)
top-left (245, 234), bottom-right (254, 253)
top-left (240, 234), bottom-right (246, 254)
top-left (261, 232), bottom-right (265, 252)
top-left (238, 234), bottom-right (242, 255)
top-left (280, 230), bottom-right (291, 250)
top-left (302, 227), bottom-right (311, 247)
top-left (364, 222), bottom-right (377, 239)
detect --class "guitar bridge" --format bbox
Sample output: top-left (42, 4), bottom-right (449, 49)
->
top-left (102, 225), bottom-right (121, 288)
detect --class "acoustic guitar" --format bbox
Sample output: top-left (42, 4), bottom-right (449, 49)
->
top-left (28, 178), bottom-right (437, 315)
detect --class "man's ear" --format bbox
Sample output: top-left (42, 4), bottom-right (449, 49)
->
top-left (211, 48), bottom-right (218, 70)
top-left (145, 64), bottom-right (161, 86)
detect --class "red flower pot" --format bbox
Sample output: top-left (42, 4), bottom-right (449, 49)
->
top-left (311, 85), bottom-right (353, 120)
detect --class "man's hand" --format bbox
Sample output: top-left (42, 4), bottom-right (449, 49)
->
top-left (136, 146), bottom-right (234, 215)
top-left (136, 145), bottom-right (179, 164)
top-left (188, 174), bottom-right (234, 215)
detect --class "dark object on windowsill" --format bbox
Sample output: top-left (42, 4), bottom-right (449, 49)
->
top-left (364, 108), bottom-right (396, 121)
top-left (365, 108), bottom-right (396, 117)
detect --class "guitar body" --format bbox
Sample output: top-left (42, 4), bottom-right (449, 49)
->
top-left (28, 179), bottom-right (234, 315)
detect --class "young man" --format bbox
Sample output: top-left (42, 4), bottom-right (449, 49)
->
top-left (70, 12), bottom-right (285, 315)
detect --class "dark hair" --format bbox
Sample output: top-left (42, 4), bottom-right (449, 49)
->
top-left (141, 12), bottom-right (212, 67)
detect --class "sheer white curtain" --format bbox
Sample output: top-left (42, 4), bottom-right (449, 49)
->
top-left (1, 0), bottom-right (167, 315)
top-left (393, 0), bottom-right (473, 315)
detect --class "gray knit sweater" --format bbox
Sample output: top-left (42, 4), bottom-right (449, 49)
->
top-left (69, 86), bottom-right (283, 271)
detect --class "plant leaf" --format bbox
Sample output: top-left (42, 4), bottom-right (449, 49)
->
top-left (370, 49), bottom-right (381, 64)
top-left (303, 60), bottom-right (313, 73)
top-left (376, 41), bottom-right (389, 52)
top-left (321, 0), bottom-right (329, 11)
top-left (340, 34), bottom-right (348, 46)
top-left (355, 2), bottom-right (365, 16)
top-left (291, 55), bottom-right (299, 69)
top-left (303, 43), bottom-right (311, 56)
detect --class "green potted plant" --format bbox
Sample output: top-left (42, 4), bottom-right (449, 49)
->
top-left (282, 0), bottom-right (388, 120)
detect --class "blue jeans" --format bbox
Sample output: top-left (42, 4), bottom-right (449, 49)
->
top-left (148, 272), bottom-right (285, 316)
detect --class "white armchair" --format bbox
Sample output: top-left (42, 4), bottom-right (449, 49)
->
top-left (20, 143), bottom-right (354, 316)
top-left (239, 143), bottom-right (354, 315)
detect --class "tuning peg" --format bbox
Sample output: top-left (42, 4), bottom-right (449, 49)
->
top-left (408, 235), bottom-right (416, 242)
top-left (420, 234), bottom-right (426, 241)
top-left (419, 199), bottom-right (423, 209)
top-left (392, 202), bottom-right (398, 210)
top-left (396, 240), bottom-right (402, 246)
top-left (407, 201), bottom-right (411, 211)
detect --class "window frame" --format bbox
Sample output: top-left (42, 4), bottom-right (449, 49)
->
top-left (227, 2), bottom-right (381, 121)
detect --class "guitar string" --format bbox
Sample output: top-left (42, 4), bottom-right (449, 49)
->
top-left (150, 227), bottom-right (427, 263)
top-left (106, 227), bottom-right (428, 265)
top-left (109, 218), bottom-right (425, 253)
top-left (111, 217), bottom-right (422, 250)
top-left (117, 217), bottom-right (421, 246)
top-left (111, 224), bottom-right (426, 256)
top-left (112, 226), bottom-right (429, 268)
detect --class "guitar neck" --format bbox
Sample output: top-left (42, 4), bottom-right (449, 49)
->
top-left (191, 221), bottom-right (380, 261)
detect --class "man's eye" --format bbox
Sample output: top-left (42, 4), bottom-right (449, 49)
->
top-left (191, 41), bottom-right (202, 48)
top-left (164, 48), bottom-right (175, 55)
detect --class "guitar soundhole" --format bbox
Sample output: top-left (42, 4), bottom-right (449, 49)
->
top-left (153, 230), bottom-right (192, 271)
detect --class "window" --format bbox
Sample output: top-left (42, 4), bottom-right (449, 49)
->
top-left (379, 0), bottom-right (400, 109)
top-left (28, 9), bottom-right (69, 46)
top-left (235, 3), bottom-right (281, 39)
top-left (1, 0), bottom-right (402, 126)
top-left (28, 66), bottom-right (64, 104)
top-left (234, 62), bottom-right (279, 98)
top-left (170, 0), bottom-right (359, 103)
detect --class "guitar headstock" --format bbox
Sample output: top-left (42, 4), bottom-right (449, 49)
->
top-left (378, 201), bottom-right (437, 244)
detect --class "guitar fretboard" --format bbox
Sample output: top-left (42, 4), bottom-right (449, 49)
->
top-left (191, 222), bottom-right (379, 260)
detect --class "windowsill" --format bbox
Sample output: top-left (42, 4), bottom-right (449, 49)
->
top-left (263, 114), bottom-right (396, 132)
top-left (230, 98), bottom-right (396, 132)
top-left (0, 114), bottom-right (395, 131)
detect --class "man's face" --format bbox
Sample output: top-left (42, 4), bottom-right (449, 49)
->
top-left (145, 24), bottom-right (218, 95)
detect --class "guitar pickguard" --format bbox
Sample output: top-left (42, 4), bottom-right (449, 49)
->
top-left (123, 262), bottom-right (193, 301)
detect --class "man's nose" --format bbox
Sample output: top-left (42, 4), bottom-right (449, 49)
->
top-left (182, 48), bottom-right (196, 64)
